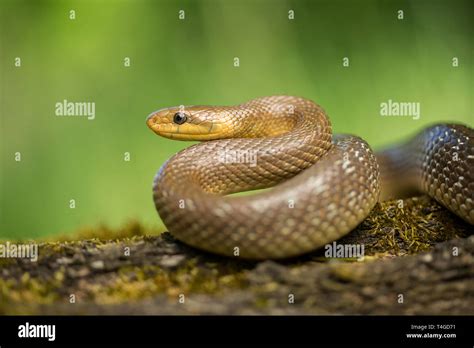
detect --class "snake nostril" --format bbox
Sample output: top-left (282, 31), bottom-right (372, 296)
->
top-left (146, 114), bottom-right (158, 128)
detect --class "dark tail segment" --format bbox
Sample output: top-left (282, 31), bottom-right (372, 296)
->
top-left (376, 123), bottom-right (474, 225)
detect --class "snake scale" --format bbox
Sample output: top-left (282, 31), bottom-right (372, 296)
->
top-left (147, 96), bottom-right (473, 259)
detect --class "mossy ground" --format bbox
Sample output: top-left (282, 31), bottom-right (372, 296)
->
top-left (0, 195), bottom-right (472, 315)
top-left (338, 196), bottom-right (471, 256)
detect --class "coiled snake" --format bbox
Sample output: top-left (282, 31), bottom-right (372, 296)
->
top-left (147, 96), bottom-right (473, 259)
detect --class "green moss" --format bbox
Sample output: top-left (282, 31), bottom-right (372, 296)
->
top-left (0, 257), bottom-right (14, 267)
top-left (55, 220), bottom-right (163, 242)
top-left (0, 272), bottom-right (62, 314)
top-left (254, 297), bottom-right (270, 309)
top-left (0, 195), bottom-right (469, 314)
top-left (345, 196), bottom-right (471, 256)
top-left (73, 259), bottom-right (247, 305)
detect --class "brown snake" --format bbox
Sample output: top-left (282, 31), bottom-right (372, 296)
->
top-left (147, 96), bottom-right (473, 259)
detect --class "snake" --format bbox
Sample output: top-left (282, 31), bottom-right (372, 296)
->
top-left (146, 96), bottom-right (473, 259)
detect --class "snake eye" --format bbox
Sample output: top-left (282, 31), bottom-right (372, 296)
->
top-left (173, 112), bottom-right (187, 125)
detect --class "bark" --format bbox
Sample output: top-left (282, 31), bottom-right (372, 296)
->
top-left (0, 196), bottom-right (472, 315)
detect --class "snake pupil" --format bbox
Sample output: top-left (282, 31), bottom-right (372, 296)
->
top-left (173, 112), bottom-right (187, 125)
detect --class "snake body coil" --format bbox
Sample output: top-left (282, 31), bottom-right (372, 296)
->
top-left (147, 96), bottom-right (473, 259)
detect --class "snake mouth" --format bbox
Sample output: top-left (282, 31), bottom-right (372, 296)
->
top-left (157, 132), bottom-right (221, 141)
top-left (148, 120), bottom-right (228, 141)
top-left (152, 130), bottom-right (227, 141)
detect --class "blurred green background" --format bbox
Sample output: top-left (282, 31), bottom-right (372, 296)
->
top-left (1, 0), bottom-right (472, 239)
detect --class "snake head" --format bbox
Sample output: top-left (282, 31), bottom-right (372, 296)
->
top-left (147, 106), bottom-right (235, 141)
